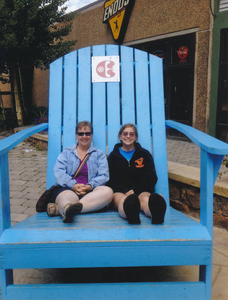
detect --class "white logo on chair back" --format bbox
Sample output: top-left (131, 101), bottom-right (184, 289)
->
top-left (92, 56), bottom-right (120, 82)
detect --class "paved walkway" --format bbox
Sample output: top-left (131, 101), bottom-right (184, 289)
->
top-left (9, 141), bottom-right (47, 225)
top-left (0, 138), bottom-right (228, 299)
top-left (167, 138), bottom-right (200, 168)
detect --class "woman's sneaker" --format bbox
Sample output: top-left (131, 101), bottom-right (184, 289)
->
top-left (62, 203), bottom-right (83, 223)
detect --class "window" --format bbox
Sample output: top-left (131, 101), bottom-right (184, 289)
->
top-left (219, 0), bottom-right (228, 12)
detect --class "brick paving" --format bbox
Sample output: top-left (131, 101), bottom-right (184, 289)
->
top-left (166, 137), bottom-right (200, 168)
top-left (8, 141), bottom-right (47, 225)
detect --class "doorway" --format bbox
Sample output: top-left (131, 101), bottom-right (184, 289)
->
top-left (134, 33), bottom-right (196, 134)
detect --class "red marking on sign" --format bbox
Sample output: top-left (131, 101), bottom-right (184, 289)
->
top-left (96, 60), bottom-right (115, 78)
top-left (177, 46), bottom-right (189, 59)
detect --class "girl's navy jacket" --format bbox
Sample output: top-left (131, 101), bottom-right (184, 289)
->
top-left (107, 142), bottom-right (158, 196)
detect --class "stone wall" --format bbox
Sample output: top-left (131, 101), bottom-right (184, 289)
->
top-left (169, 179), bottom-right (228, 230)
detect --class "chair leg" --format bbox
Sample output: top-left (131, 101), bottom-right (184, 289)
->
top-left (199, 265), bottom-right (212, 300)
top-left (0, 269), bottom-right (13, 300)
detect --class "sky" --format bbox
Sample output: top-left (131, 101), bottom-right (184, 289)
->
top-left (66, 0), bottom-right (99, 13)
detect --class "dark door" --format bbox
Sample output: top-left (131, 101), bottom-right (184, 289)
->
top-left (216, 28), bottom-right (228, 142)
top-left (134, 33), bottom-right (195, 133)
top-left (169, 67), bottom-right (193, 125)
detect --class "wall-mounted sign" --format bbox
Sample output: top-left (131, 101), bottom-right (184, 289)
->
top-left (92, 56), bottom-right (120, 82)
top-left (103, 0), bottom-right (135, 44)
top-left (177, 46), bottom-right (189, 63)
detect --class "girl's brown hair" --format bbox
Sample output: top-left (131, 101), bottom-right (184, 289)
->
top-left (118, 123), bottom-right (138, 139)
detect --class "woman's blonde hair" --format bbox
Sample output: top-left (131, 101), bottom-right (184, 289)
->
top-left (76, 121), bottom-right (93, 134)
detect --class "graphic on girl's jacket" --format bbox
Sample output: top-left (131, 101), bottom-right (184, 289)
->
top-left (135, 157), bottom-right (144, 168)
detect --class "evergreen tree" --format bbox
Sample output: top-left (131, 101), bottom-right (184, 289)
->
top-left (0, 0), bottom-right (76, 126)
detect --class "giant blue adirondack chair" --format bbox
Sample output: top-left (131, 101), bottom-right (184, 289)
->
top-left (1, 44), bottom-right (228, 300)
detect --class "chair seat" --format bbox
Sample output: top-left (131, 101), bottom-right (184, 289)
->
top-left (0, 208), bottom-right (212, 270)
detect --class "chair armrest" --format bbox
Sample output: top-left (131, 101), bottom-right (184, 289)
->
top-left (166, 120), bottom-right (228, 155)
top-left (166, 120), bottom-right (228, 235)
top-left (0, 123), bottom-right (48, 155)
top-left (0, 123), bottom-right (48, 233)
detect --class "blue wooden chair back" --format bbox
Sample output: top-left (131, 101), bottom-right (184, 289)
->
top-left (47, 44), bottom-right (169, 202)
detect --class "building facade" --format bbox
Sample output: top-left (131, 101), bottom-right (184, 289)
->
top-left (32, 0), bottom-right (216, 135)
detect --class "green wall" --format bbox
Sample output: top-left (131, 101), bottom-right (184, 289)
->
top-left (209, 0), bottom-right (228, 136)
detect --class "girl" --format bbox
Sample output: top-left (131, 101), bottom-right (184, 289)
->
top-left (107, 124), bottom-right (166, 224)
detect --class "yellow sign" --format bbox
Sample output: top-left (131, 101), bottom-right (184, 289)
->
top-left (103, 0), bottom-right (135, 43)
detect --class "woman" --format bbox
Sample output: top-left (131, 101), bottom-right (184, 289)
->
top-left (107, 123), bottom-right (166, 225)
top-left (47, 121), bottom-right (113, 223)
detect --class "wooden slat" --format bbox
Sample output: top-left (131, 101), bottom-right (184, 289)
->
top-left (200, 264), bottom-right (212, 300)
top-left (0, 269), bottom-right (13, 300)
top-left (6, 282), bottom-right (206, 300)
top-left (92, 45), bottom-right (106, 154)
top-left (134, 49), bottom-right (151, 152)
top-left (149, 54), bottom-right (169, 202)
top-left (120, 45), bottom-right (135, 124)
top-left (47, 58), bottom-right (63, 188)
top-left (200, 149), bottom-right (214, 236)
top-left (78, 47), bottom-right (91, 122)
top-left (62, 51), bottom-right (77, 149)
top-left (0, 153), bottom-right (10, 234)
top-left (1, 243), bottom-right (212, 270)
top-left (106, 44), bottom-right (121, 154)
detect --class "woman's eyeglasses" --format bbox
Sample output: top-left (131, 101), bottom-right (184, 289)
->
top-left (77, 132), bottom-right (92, 136)
top-left (122, 132), bottom-right (135, 137)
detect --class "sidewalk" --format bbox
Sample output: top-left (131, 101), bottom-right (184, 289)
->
top-left (1, 139), bottom-right (228, 299)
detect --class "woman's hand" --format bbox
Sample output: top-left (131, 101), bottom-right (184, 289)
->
top-left (83, 184), bottom-right (92, 194)
top-left (73, 183), bottom-right (91, 196)
top-left (125, 189), bottom-right (134, 196)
